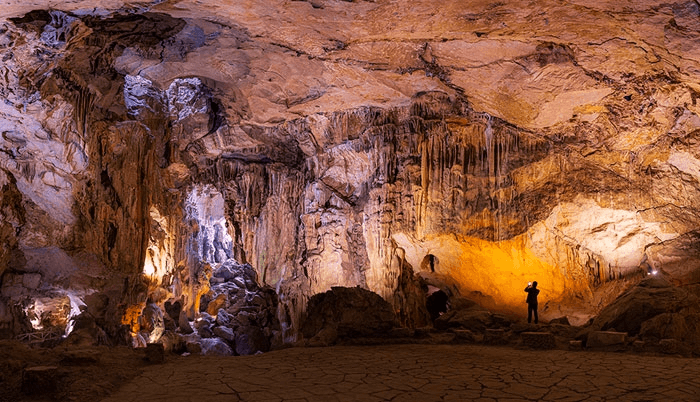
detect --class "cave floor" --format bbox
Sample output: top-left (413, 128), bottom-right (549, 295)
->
top-left (101, 344), bottom-right (700, 402)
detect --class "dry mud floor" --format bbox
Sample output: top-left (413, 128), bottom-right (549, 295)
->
top-left (7, 341), bottom-right (700, 402)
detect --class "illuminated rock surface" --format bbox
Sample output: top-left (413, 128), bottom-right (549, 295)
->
top-left (1, 0), bottom-right (700, 353)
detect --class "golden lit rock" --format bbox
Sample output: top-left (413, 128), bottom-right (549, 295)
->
top-left (1, 0), bottom-right (700, 347)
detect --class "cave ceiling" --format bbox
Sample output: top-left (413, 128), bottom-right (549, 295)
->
top-left (1, 0), bottom-right (700, 340)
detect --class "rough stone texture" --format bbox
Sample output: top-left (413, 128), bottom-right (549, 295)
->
top-left (586, 331), bottom-right (628, 348)
top-left (569, 340), bottom-right (583, 350)
top-left (646, 232), bottom-right (700, 285)
top-left (521, 331), bottom-right (556, 349)
top-left (659, 338), bottom-right (689, 355)
top-left (584, 278), bottom-right (699, 333)
top-left (144, 342), bottom-right (164, 364)
top-left (483, 328), bottom-right (508, 345)
top-left (580, 277), bottom-right (700, 351)
top-left (21, 365), bottom-right (59, 396)
top-left (2, 0), bottom-right (700, 343)
top-left (59, 349), bottom-right (100, 366)
top-left (206, 261), bottom-right (280, 354)
top-left (198, 337), bottom-right (233, 356)
top-left (301, 286), bottom-right (399, 344)
top-left (435, 298), bottom-right (512, 332)
top-left (549, 316), bottom-right (571, 326)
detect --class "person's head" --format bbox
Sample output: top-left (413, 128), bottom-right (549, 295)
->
top-left (532, 281), bottom-right (538, 288)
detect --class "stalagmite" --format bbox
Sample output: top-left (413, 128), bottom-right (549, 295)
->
top-left (0, 1), bottom-right (698, 359)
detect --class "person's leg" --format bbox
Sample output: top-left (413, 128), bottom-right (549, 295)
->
top-left (527, 305), bottom-right (533, 323)
top-left (533, 304), bottom-right (538, 324)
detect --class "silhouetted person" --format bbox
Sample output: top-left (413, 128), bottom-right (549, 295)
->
top-left (525, 281), bottom-right (539, 324)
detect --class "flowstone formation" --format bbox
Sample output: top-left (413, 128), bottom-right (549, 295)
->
top-left (1, 0), bottom-right (700, 351)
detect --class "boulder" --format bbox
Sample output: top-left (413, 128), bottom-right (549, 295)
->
top-left (521, 332), bottom-right (555, 349)
top-left (213, 261), bottom-right (257, 282)
top-left (194, 316), bottom-right (212, 334)
top-left (434, 300), bottom-right (512, 332)
top-left (212, 326), bottom-right (235, 342)
top-left (659, 338), bottom-right (688, 355)
top-left (215, 309), bottom-right (233, 327)
top-left (307, 327), bottom-right (339, 347)
top-left (186, 341), bottom-right (202, 355)
top-left (582, 277), bottom-right (700, 338)
top-left (178, 311), bottom-right (193, 334)
top-left (549, 316), bottom-right (570, 326)
top-left (484, 328), bottom-right (508, 345)
top-left (510, 322), bottom-right (541, 334)
top-left (587, 331), bottom-right (627, 348)
top-left (301, 287), bottom-right (399, 342)
top-left (164, 300), bottom-right (182, 322)
top-left (140, 303), bottom-right (164, 343)
top-left (200, 338), bottom-right (233, 356)
top-left (206, 294), bottom-right (228, 316)
top-left (579, 277), bottom-right (700, 352)
top-left (234, 326), bottom-right (269, 355)
top-left (435, 308), bottom-right (492, 331)
top-left (64, 313), bottom-right (109, 346)
top-left (639, 311), bottom-right (700, 346)
top-left (159, 331), bottom-right (185, 353)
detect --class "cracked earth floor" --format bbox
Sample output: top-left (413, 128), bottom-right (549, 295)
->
top-left (101, 344), bottom-right (700, 402)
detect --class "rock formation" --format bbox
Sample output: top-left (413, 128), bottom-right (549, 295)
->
top-left (580, 277), bottom-right (700, 352)
top-left (1, 0), bottom-right (700, 348)
top-left (301, 286), bottom-right (400, 345)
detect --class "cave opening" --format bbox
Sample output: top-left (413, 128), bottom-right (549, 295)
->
top-left (421, 254), bottom-right (439, 273)
top-left (425, 288), bottom-right (449, 321)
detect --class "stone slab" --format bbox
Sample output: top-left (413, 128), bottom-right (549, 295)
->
top-left (587, 331), bottom-right (627, 348)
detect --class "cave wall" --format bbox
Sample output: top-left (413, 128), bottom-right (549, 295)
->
top-left (2, 0), bottom-right (700, 339)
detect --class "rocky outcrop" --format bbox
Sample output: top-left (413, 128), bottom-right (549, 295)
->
top-left (646, 231), bottom-right (700, 285)
top-left (301, 286), bottom-right (399, 345)
top-left (2, 1), bottom-right (700, 346)
top-left (434, 298), bottom-right (512, 332)
top-left (134, 260), bottom-right (280, 355)
top-left (580, 277), bottom-right (700, 350)
top-left (206, 261), bottom-right (279, 355)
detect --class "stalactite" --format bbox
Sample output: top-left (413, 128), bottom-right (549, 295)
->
top-left (73, 86), bottom-right (94, 137)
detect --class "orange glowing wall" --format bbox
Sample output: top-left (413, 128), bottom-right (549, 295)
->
top-left (394, 232), bottom-right (590, 311)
